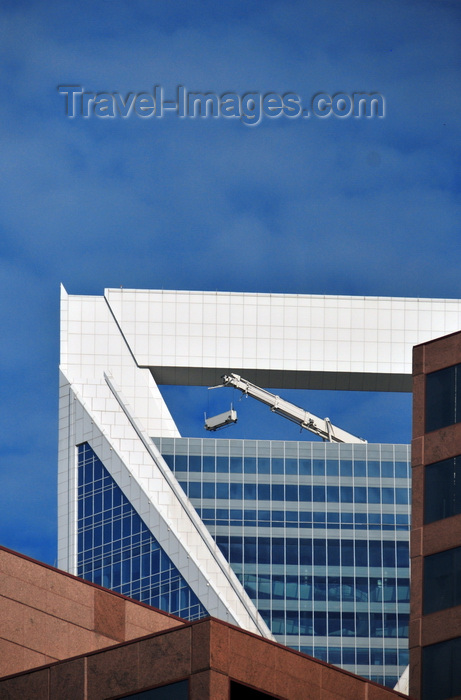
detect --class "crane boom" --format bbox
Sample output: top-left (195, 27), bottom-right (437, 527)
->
top-left (221, 373), bottom-right (366, 444)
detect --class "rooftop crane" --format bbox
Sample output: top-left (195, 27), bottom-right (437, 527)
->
top-left (205, 373), bottom-right (366, 444)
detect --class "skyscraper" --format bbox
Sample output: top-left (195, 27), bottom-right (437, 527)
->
top-left (59, 287), bottom-right (461, 687)
top-left (411, 329), bottom-right (461, 700)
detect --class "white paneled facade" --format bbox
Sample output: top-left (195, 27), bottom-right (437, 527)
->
top-left (59, 286), bottom-right (461, 649)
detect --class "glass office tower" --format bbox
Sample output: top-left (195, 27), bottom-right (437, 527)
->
top-left (77, 442), bottom-right (208, 621)
top-left (153, 437), bottom-right (411, 688)
top-left (63, 288), bottom-right (457, 693)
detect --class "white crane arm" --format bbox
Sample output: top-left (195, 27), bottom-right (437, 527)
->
top-left (221, 373), bottom-right (366, 444)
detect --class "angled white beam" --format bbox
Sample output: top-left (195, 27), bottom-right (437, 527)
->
top-left (59, 285), bottom-right (272, 638)
top-left (104, 289), bottom-right (461, 392)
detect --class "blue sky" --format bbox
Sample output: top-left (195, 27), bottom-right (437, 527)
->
top-left (0, 0), bottom-right (459, 565)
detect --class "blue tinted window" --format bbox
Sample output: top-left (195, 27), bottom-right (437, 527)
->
top-left (368, 487), bottom-right (381, 504)
top-left (230, 483), bottom-right (242, 499)
top-left (272, 538), bottom-right (285, 564)
top-left (341, 541), bottom-right (354, 566)
top-left (395, 462), bottom-right (409, 478)
top-left (313, 485), bottom-right (325, 502)
top-left (368, 462), bottom-right (380, 478)
top-left (217, 456), bottom-right (228, 473)
top-left (381, 462), bottom-right (394, 478)
top-left (189, 455), bottom-right (201, 472)
top-left (286, 485), bottom-right (298, 501)
top-left (314, 541), bottom-right (326, 565)
top-left (299, 485), bottom-right (312, 501)
top-left (258, 484), bottom-right (270, 500)
top-left (313, 460), bottom-right (325, 476)
top-left (327, 486), bottom-right (339, 502)
top-left (327, 540), bottom-right (340, 566)
top-left (203, 482), bottom-right (215, 498)
top-left (257, 458), bottom-right (270, 474)
top-left (355, 541), bottom-right (368, 567)
top-left (229, 538), bottom-right (242, 562)
top-left (230, 457), bottom-right (242, 473)
top-left (340, 486), bottom-right (353, 503)
top-left (77, 444), bottom-right (207, 620)
top-left (286, 540), bottom-right (298, 565)
top-left (244, 538), bottom-right (256, 563)
top-left (382, 488), bottom-right (394, 504)
top-left (244, 483), bottom-right (256, 500)
top-left (396, 488), bottom-right (409, 505)
top-left (244, 457), bottom-right (256, 473)
top-left (175, 455), bottom-right (187, 471)
top-left (189, 482), bottom-right (201, 498)
top-left (299, 459), bottom-right (311, 475)
top-left (203, 456), bottom-right (215, 472)
top-left (217, 483), bottom-right (229, 499)
top-left (369, 541), bottom-right (382, 567)
top-left (354, 487), bottom-right (367, 503)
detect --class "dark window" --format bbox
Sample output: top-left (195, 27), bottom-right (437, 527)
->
top-left (119, 680), bottom-right (189, 699)
top-left (396, 541), bottom-right (409, 567)
top-left (258, 484), bottom-right (270, 500)
top-left (188, 482), bottom-right (201, 498)
top-left (203, 482), bottom-right (215, 499)
top-left (77, 444), bottom-right (207, 622)
top-left (327, 540), bottom-right (340, 566)
top-left (244, 483), bottom-right (256, 500)
top-left (230, 456), bottom-right (243, 473)
top-left (355, 540), bottom-right (368, 567)
top-left (369, 541), bottom-right (382, 567)
top-left (422, 636), bottom-right (461, 700)
top-left (424, 546), bottom-right (461, 614)
top-left (327, 486), bottom-right (339, 502)
top-left (244, 538), bottom-right (257, 563)
top-left (426, 363), bottom-right (461, 433)
top-left (257, 458), bottom-right (270, 474)
top-left (230, 680), bottom-right (279, 698)
top-left (230, 483), bottom-right (242, 499)
top-left (425, 456), bottom-right (461, 523)
top-left (286, 485), bottom-right (298, 501)
top-left (217, 456), bottom-right (229, 473)
top-left (286, 539), bottom-right (299, 565)
top-left (340, 486), bottom-right (353, 503)
top-left (217, 483), bottom-right (229, 499)
top-left (229, 537), bottom-right (243, 563)
top-left (189, 455), bottom-right (201, 472)
top-left (244, 457), bottom-right (256, 473)
top-left (272, 538), bottom-right (285, 565)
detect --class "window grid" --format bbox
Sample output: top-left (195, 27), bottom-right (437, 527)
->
top-left (155, 436), bottom-right (410, 689)
top-left (77, 443), bottom-right (207, 621)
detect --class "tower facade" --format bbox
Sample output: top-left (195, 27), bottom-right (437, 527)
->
top-left (59, 287), bottom-right (461, 688)
top-left (411, 330), bottom-right (461, 699)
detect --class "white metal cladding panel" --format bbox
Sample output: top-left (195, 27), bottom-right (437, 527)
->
top-left (57, 368), bottom-right (272, 638)
top-left (104, 289), bottom-right (461, 390)
top-left (60, 285), bottom-right (179, 438)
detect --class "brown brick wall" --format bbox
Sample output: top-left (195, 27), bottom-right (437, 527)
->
top-left (0, 617), bottom-right (411, 700)
top-left (0, 546), bottom-right (184, 677)
top-left (410, 331), bottom-right (461, 699)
